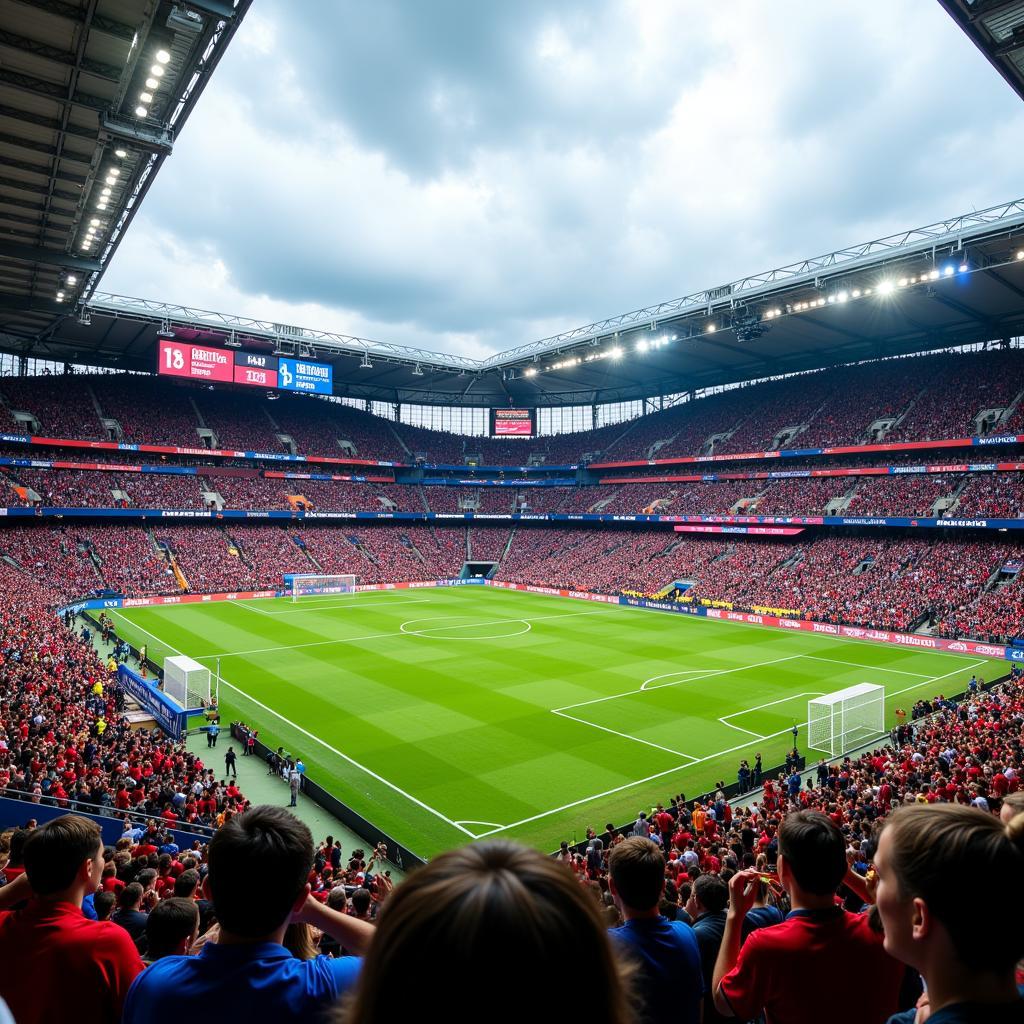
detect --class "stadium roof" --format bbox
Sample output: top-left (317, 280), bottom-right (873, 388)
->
top-left (11, 196), bottom-right (1024, 409)
top-left (940, 0), bottom-right (1024, 103)
top-left (0, 0), bottom-right (251, 340)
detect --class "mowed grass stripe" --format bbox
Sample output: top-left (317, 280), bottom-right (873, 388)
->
top-left (110, 588), bottom-right (1002, 856)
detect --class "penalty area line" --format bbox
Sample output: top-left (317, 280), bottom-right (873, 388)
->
top-left (110, 612), bottom-right (476, 839)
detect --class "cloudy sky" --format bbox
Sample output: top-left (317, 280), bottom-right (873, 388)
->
top-left (101, 1), bottom-right (1024, 360)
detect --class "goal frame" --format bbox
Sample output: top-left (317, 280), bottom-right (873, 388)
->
top-left (163, 654), bottom-right (211, 712)
top-left (290, 573), bottom-right (358, 602)
top-left (807, 682), bottom-right (886, 758)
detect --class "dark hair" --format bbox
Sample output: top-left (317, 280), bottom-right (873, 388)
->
top-left (206, 805), bottom-right (312, 937)
top-left (693, 873), bottom-right (729, 914)
top-left (340, 840), bottom-right (633, 1023)
top-left (608, 837), bottom-right (665, 912)
top-left (138, 868), bottom-right (158, 890)
top-left (94, 890), bottom-right (116, 921)
top-left (778, 810), bottom-right (847, 895)
top-left (7, 829), bottom-right (29, 867)
top-left (351, 887), bottom-right (372, 917)
top-left (173, 869), bottom-right (199, 899)
top-left (145, 897), bottom-right (199, 959)
top-left (883, 804), bottom-right (1024, 971)
top-left (118, 882), bottom-right (143, 909)
top-left (22, 815), bottom-right (101, 895)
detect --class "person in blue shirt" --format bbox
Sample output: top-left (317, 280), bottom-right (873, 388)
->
top-left (122, 805), bottom-right (373, 1024)
top-left (607, 836), bottom-right (704, 1024)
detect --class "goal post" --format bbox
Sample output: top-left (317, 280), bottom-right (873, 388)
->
top-left (163, 655), bottom-right (212, 712)
top-left (807, 682), bottom-right (886, 758)
top-left (289, 573), bottom-right (357, 602)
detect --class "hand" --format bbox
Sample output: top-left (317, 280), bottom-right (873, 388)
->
top-left (727, 868), bottom-right (761, 919)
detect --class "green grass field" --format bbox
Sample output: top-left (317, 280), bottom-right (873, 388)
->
top-left (108, 586), bottom-right (1002, 858)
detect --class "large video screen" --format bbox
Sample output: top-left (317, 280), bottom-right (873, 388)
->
top-left (490, 408), bottom-right (535, 437)
top-left (158, 340), bottom-right (333, 395)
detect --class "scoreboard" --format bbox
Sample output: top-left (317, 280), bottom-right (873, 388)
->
top-left (490, 408), bottom-right (535, 437)
top-left (158, 339), bottom-right (333, 395)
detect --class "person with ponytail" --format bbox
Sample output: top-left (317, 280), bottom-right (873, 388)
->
top-left (874, 803), bottom-right (1024, 1023)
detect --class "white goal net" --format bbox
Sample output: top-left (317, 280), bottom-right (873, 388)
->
top-left (163, 655), bottom-right (212, 711)
top-left (807, 682), bottom-right (886, 758)
top-left (290, 573), bottom-right (357, 602)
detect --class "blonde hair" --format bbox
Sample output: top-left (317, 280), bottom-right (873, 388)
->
top-left (883, 804), bottom-right (1024, 970)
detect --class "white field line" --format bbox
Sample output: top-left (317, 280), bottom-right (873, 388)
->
top-left (473, 721), bottom-right (809, 839)
top-left (238, 598), bottom-right (432, 616)
top-left (886, 659), bottom-right (988, 698)
top-left (552, 709), bottom-right (699, 761)
top-left (801, 655), bottom-right (930, 677)
top-left (718, 691), bottom-right (826, 739)
top-left (183, 608), bottom-right (605, 660)
top-left (112, 612), bottom-right (475, 839)
top-left (561, 654), bottom-right (807, 711)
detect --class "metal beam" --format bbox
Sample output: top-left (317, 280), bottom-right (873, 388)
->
top-left (0, 129), bottom-right (91, 169)
top-left (0, 28), bottom-right (122, 81)
top-left (185, 0), bottom-right (237, 19)
top-left (10, 0), bottom-right (137, 42)
top-left (0, 101), bottom-right (98, 141)
top-left (0, 152), bottom-right (87, 185)
top-left (0, 66), bottom-right (110, 112)
top-left (0, 172), bottom-right (80, 203)
top-left (0, 240), bottom-right (101, 271)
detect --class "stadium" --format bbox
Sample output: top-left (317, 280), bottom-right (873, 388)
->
top-left (1, 1), bottom-right (1024, 1022)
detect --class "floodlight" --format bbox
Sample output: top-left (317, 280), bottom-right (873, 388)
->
top-left (150, 65), bottom-right (164, 77)
top-left (101, 188), bottom-right (111, 197)
top-left (90, 218), bottom-right (100, 226)
top-left (140, 92), bottom-right (153, 104)
top-left (135, 105), bottom-right (148, 117)
top-left (943, 265), bottom-right (955, 277)
top-left (66, 275), bottom-right (77, 285)
top-left (636, 340), bottom-right (648, 353)
top-left (609, 346), bottom-right (623, 360)
top-left (156, 49), bottom-right (171, 63)
top-left (958, 262), bottom-right (969, 273)
top-left (525, 367), bottom-right (538, 377)
top-left (706, 323), bottom-right (716, 333)
top-left (928, 269), bottom-right (940, 281)
top-left (837, 291), bottom-right (848, 303)
top-left (877, 280), bottom-right (894, 295)
top-left (1017, 250), bottom-right (1024, 260)
top-left (115, 148), bottom-right (128, 158)
top-left (146, 78), bottom-right (159, 89)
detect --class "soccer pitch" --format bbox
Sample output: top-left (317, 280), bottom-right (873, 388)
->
top-left (109, 586), bottom-right (1001, 857)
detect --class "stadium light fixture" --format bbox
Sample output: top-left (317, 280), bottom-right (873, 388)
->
top-left (412, 363), bottom-right (424, 376)
top-left (66, 275), bottom-right (77, 286)
top-left (140, 92), bottom-right (153, 104)
top-left (90, 218), bottom-right (100, 226)
top-left (359, 352), bottom-right (373, 369)
top-left (706, 323), bottom-right (716, 333)
top-left (636, 339), bottom-right (649, 353)
top-left (898, 277), bottom-right (909, 287)
top-left (928, 269), bottom-right (940, 281)
top-left (1017, 250), bottom-right (1024, 260)
top-left (135, 105), bottom-right (148, 117)
top-left (56, 291), bottom-right (65, 301)
top-left (150, 65), bottom-right (165, 77)
top-left (609, 346), bottom-right (623, 360)
top-left (146, 78), bottom-right (159, 89)
top-left (524, 366), bottom-right (538, 377)
top-left (155, 49), bottom-right (171, 64)
top-left (943, 265), bottom-right (955, 277)
top-left (105, 176), bottom-right (116, 186)
top-left (115, 148), bottom-right (128, 158)
top-left (837, 291), bottom-right (849, 303)
top-left (958, 262), bottom-right (968, 273)
top-left (877, 280), bottom-right (895, 295)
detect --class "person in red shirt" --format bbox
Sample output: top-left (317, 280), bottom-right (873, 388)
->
top-left (0, 814), bottom-right (143, 1023)
top-left (712, 810), bottom-right (905, 1024)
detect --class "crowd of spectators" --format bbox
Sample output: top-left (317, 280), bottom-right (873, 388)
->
top-left (845, 474), bottom-right (960, 517)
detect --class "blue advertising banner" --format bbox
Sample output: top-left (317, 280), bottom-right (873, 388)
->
top-left (277, 357), bottom-right (333, 394)
top-left (117, 665), bottom-right (188, 739)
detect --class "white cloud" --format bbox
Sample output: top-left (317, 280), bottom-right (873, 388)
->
top-left (101, 1), bottom-right (1024, 361)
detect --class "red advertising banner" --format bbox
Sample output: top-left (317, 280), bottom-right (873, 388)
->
top-left (157, 339), bottom-right (234, 383)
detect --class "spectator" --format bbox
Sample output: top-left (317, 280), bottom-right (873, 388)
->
top-left (341, 839), bottom-right (633, 1023)
top-left (93, 889), bottom-right (116, 922)
top-left (876, 804), bottom-right (1024, 1024)
top-left (122, 805), bottom-right (371, 1024)
top-left (607, 836), bottom-right (704, 1024)
top-left (111, 882), bottom-right (149, 951)
top-left (0, 814), bottom-right (144, 1024)
top-left (144, 897), bottom-right (199, 962)
top-left (999, 790), bottom-right (1024, 825)
top-left (712, 810), bottom-right (905, 1023)
top-left (687, 874), bottom-right (731, 1024)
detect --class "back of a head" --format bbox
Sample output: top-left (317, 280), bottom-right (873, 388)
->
top-left (327, 885), bottom-right (348, 912)
top-left (608, 836), bottom-right (665, 913)
top-left (22, 816), bottom-right (100, 896)
top-left (206, 805), bottom-right (312, 937)
top-left (351, 887), bottom-right (372, 917)
top-left (118, 882), bottom-right (143, 910)
top-left (883, 804), bottom-right (1024, 971)
top-left (778, 810), bottom-right (846, 896)
top-left (693, 873), bottom-right (729, 914)
top-left (145, 898), bottom-right (199, 960)
top-left (342, 840), bottom-right (631, 1023)
top-left (173, 869), bottom-right (199, 899)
